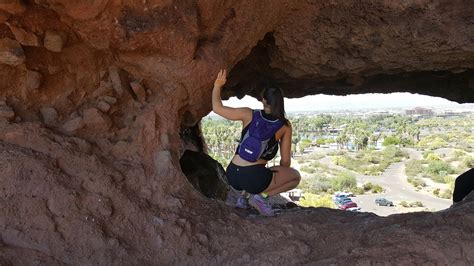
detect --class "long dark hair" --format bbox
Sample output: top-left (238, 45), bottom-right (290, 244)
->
top-left (262, 87), bottom-right (290, 126)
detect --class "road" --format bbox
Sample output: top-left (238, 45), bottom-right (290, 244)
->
top-left (317, 148), bottom-right (451, 216)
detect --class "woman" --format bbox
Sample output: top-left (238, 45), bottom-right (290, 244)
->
top-left (212, 69), bottom-right (301, 216)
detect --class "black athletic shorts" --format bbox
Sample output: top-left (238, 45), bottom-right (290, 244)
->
top-left (226, 162), bottom-right (273, 194)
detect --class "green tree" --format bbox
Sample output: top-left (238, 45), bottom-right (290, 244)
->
top-left (383, 136), bottom-right (400, 146)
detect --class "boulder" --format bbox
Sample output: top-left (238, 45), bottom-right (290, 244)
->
top-left (83, 108), bottom-right (111, 131)
top-left (0, 104), bottom-right (15, 120)
top-left (130, 81), bottom-right (147, 102)
top-left (97, 101), bottom-right (111, 113)
top-left (108, 66), bottom-right (130, 96)
top-left (44, 30), bottom-right (67, 52)
top-left (102, 96), bottom-right (117, 105)
top-left (0, 38), bottom-right (25, 66)
top-left (25, 70), bottom-right (42, 90)
top-left (40, 107), bottom-right (59, 126)
top-left (62, 116), bottom-right (84, 133)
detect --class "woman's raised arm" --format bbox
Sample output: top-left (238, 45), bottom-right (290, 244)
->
top-left (212, 69), bottom-right (252, 121)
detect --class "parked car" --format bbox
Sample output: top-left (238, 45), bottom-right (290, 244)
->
top-left (335, 198), bottom-right (352, 206)
top-left (339, 201), bottom-right (358, 210)
top-left (332, 194), bottom-right (348, 202)
top-left (375, 198), bottom-right (394, 206)
top-left (346, 207), bottom-right (361, 212)
top-left (334, 191), bottom-right (354, 197)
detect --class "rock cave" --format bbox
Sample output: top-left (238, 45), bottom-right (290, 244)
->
top-left (0, 1), bottom-right (473, 264)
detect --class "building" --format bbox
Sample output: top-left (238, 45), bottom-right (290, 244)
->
top-left (405, 107), bottom-right (434, 117)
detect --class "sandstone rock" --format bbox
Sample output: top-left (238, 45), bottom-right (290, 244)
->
top-left (196, 233), bottom-right (208, 245)
top-left (92, 80), bottom-right (113, 98)
top-left (130, 81), bottom-right (146, 102)
top-left (45, 0), bottom-right (109, 21)
top-left (102, 96), bottom-right (117, 105)
top-left (0, 1), bottom-right (25, 14)
top-left (83, 108), bottom-right (111, 131)
top-left (0, 104), bottom-right (15, 120)
top-left (0, 10), bottom-right (10, 24)
top-left (40, 107), bottom-right (58, 126)
top-left (97, 101), bottom-right (111, 113)
top-left (6, 23), bottom-right (40, 46)
top-left (0, 38), bottom-right (25, 66)
top-left (26, 70), bottom-right (42, 90)
top-left (109, 66), bottom-right (130, 96)
top-left (47, 65), bottom-right (61, 74)
top-left (63, 117), bottom-right (84, 132)
top-left (154, 150), bottom-right (172, 176)
top-left (44, 30), bottom-right (67, 52)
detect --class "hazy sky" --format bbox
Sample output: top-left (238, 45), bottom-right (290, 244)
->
top-left (222, 92), bottom-right (466, 112)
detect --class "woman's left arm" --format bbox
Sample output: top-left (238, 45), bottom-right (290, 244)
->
top-left (279, 125), bottom-right (292, 167)
top-left (212, 69), bottom-right (251, 121)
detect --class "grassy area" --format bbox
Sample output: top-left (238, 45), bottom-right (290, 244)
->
top-left (332, 145), bottom-right (407, 175)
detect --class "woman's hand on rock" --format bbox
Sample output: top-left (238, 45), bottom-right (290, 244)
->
top-left (214, 69), bottom-right (227, 88)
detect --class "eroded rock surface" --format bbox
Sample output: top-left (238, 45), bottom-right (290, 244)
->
top-left (1, 1), bottom-right (474, 264)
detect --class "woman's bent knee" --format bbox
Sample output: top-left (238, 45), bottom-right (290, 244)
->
top-left (292, 168), bottom-right (301, 182)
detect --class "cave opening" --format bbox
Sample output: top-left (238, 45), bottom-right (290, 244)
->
top-left (193, 91), bottom-right (474, 215)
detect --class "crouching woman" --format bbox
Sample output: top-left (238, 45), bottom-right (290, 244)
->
top-left (212, 69), bottom-right (301, 216)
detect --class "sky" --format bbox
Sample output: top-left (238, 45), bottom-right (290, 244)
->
top-left (220, 92), bottom-right (469, 113)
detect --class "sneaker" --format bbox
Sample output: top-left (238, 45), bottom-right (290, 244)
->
top-left (249, 194), bottom-right (275, 216)
top-left (236, 194), bottom-right (249, 209)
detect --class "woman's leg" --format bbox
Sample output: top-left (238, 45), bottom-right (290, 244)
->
top-left (263, 166), bottom-right (301, 196)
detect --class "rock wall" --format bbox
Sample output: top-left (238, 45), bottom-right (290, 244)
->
top-left (1, 1), bottom-right (474, 264)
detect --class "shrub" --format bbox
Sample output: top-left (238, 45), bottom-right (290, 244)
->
top-left (439, 189), bottom-right (452, 199)
top-left (382, 145), bottom-right (406, 160)
top-left (453, 149), bottom-right (467, 160)
top-left (383, 136), bottom-right (400, 146)
top-left (332, 156), bottom-right (348, 166)
top-left (352, 187), bottom-right (365, 195)
top-left (407, 177), bottom-right (426, 188)
top-left (426, 153), bottom-right (441, 161)
top-left (300, 166), bottom-right (316, 174)
top-left (371, 184), bottom-right (384, 193)
top-left (298, 176), bottom-right (332, 194)
top-left (328, 150), bottom-right (345, 156)
top-left (422, 150), bottom-right (434, 159)
top-left (330, 172), bottom-right (357, 191)
top-left (399, 201), bottom-right (409, 207)
top-left (462, 156), bottom-right (474, 168)
top-left (433, 188), bottom-right (440, 196)
top-left (405, 160), bottom-right (424, 177)
top-left (299, 193), bottom-right (336, 208)
top-left (417, 136), bottom-right (448, 149)
top-left (365, 154), bottom-right (382, 164)
top-left (399, 200), bottom-right (424, 207)
top-left (316, 138), bottom-right (332, 145)
top-left (426, 160), bottom-right (454, 177)
top-left (363, 182), bottom-right (374, 191)
top-left (360, 165), bottom-right (385, 176)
